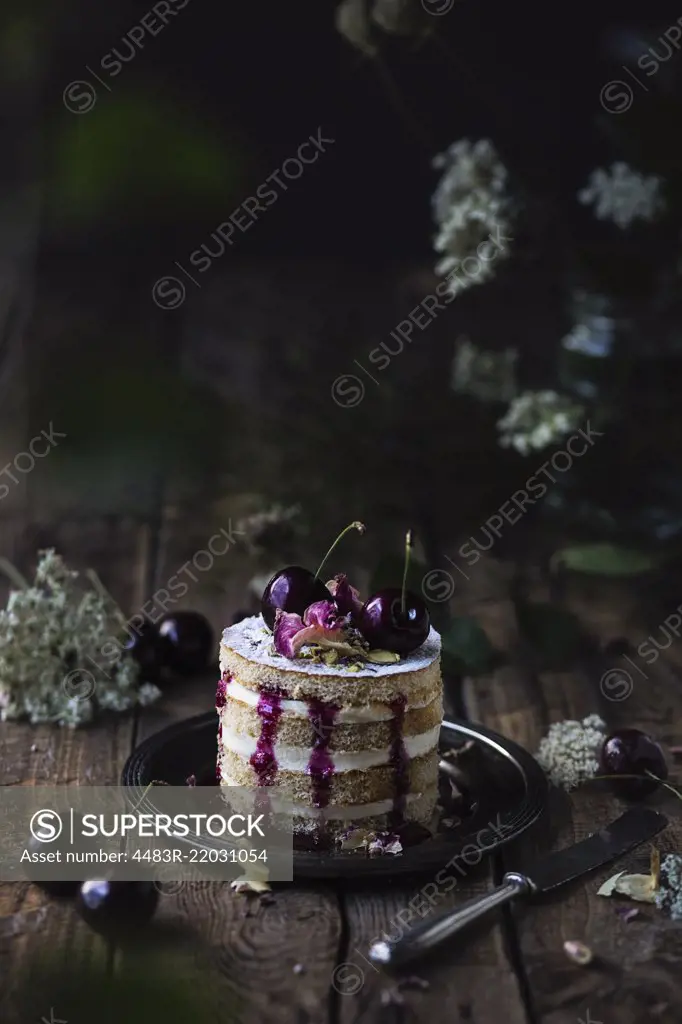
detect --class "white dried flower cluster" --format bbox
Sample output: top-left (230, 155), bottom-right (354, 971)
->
top-left (578, 162), bottom-right (664, 230)
top-left (451, 337), bottom-right (518, 403)
top-left (561, 322), bottom-right (613, 359)
top-left (432, 139), bottom-right (512, 297)
top-left (536, 714), bottom-right (606, 790)
top-left (0, 549), bottom-right (160, 727)
top-left (497, 390), bottom-right (585, 456)
top-left (655, 854), bottom-right (682, 920)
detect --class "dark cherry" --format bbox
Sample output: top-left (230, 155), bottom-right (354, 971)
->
top-left (24, 813), bottom-right (99, 897)
top-left (76, 879), bottom-right (159, 935)
top-left (261, 566), bottom-right (331, 631)
top-left (26, 863), bottom-right (80, 899)
top-left (157, 611), bottom-right (213, 675)
top-left (33, 879), bottom-right (81, 898)
top-left (600, 728), bottom-right (668, 799)
top-left (358, 588), bottom-right (430, 655)
top-left (124, 618), bottom-right (165, 684)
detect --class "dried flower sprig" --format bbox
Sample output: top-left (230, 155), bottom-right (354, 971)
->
top-left (432, 138), bottom-right (513, 297)
top-left (0, 549), bottom-right (160, 728)
top-left (578, 163), bottom-right (664, 231)
top-left (451, 337), bottom-right (518, 404)
top-left (535, 714), bottom-right (606, 790)
top-left (497, 390), bottom-right (585, 456)
top-left (655, 854), bottom-right (682, 920)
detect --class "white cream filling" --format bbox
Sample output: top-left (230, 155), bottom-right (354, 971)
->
top-left (220, 778), bottom-right (423, 821)
top-left (224, 677), bottom-right (435, 722)
top-left (221, 724), bottom-right (440, 772)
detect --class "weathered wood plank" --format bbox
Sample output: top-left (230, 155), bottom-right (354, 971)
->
top-left (0, 517), bottom-right (147, 1023)
top-left (337, 557), bottom-right (535, 1024)
top-left (131, 677), bottom-right (342, 1024)
top-left (0, 715), bottom-right (135, 1022)
top-left (466, 559), bottom-right (682, 1024)
top-left (119, 508), bottom-right (342, 1024)
top-left (339, 875), bottom-right (528, 1024)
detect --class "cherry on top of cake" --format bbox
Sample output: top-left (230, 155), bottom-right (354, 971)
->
top-left (222, 615), bottom-right (441, 679)
top-left (258, 523), bottom-right (432, 669)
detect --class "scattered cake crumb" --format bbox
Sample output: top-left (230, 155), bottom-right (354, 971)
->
top-left (398, 976), bottom-right (430, 991)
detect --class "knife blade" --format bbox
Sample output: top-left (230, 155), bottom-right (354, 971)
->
top-left (369, 807), bottom-right (667, 970)
top-left (523, 807), bottom-right (667, 892)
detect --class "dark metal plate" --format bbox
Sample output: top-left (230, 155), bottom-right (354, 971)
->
top-left (122, 713), bottom-right (548, 879)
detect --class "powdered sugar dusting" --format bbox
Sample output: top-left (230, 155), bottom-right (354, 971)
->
top-left (222, 616), bottom-right (440, 677)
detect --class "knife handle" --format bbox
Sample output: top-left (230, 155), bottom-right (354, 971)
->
top-left (368, 872), bottom-right (531, 970)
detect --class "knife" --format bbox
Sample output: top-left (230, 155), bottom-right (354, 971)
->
top-left (369, 807), bottom-right (667, 970)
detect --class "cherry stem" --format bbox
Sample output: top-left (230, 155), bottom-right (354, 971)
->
top-left (646, 771), bottom-right (682, 802)
top-left (591, 772), bottom-right (682, 802)
top-left (401, 530), bottom-right (413, 616)
top-left (0, 558), bottom-right (29, 591)
top-left (85, 568), bottom-right (127, 627)
top-left (314, 521), bottom-right (365, 582)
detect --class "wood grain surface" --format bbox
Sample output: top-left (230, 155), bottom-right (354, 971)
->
top-left (1, 519), bottom-right (681, 1024)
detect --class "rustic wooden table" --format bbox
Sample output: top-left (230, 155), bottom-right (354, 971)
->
top-left (1, 515), bottom-right (681, 1024)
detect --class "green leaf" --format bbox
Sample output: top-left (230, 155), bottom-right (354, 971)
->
top-left (516, 601), bottom-right (587, 670)
top-left (551, 543), bottom-right (657, 577)
top-left (440, 617), bottom-right (496, 677)
top-left (52, 91), bottom-right (247, 224)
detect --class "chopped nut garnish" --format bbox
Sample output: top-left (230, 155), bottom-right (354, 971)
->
top-left (231, 877), bottom-right (272, 894)
top-left (597, 852), bottom-right (659, 904)
top-left (615, 907), bottom-right (640, 922)
top-left (563, 940), bottom-right (593, 966)
top-left (336, 828), bottom-right (374, 851)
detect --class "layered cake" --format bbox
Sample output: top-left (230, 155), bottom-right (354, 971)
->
top-left (216, 552), bottom-right (443, 840)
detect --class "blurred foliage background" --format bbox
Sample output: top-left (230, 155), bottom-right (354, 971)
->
top-left (2, 0), bottom-right (682, 604)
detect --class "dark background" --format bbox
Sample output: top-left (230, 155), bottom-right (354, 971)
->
top-left (35, 0), bottom-right (682, 258)
top-left (2, 0), bottom-right (682, 610)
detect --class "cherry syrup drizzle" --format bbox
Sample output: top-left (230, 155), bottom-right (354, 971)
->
top-left (215, 673), bottom-right (232, 781)
top-left (306, 699), bottom-right (339, 810)
top-left (215, 672), bottom-right (231, 709)
top-left (250, 688), bottom-right (286, 786)
top-left (388, 695), bottom-right (409, 825)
